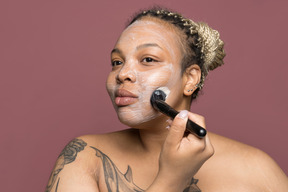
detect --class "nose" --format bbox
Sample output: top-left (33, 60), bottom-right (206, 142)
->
top-left (116, 63), bottom-right (136, 83)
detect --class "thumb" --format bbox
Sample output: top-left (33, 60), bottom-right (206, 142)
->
top-left (165, 110), bottom-right (188, 148)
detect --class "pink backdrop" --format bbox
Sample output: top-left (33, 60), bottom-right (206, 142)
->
top-left (0, 0), bottom-right (287, 191)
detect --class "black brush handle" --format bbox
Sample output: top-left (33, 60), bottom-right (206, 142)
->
top-left (186, 118), bottom-right (206, 138)
top-left (153, 100), bottom-right (206, 138)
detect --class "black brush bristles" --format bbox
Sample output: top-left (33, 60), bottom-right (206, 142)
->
top-left (150, 89), bottom-right (167, 110)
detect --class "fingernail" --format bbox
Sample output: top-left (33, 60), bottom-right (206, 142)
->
top-left (178, 110), bottom-right (188, 119)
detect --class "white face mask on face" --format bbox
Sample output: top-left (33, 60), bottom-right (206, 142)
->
top-left (106, 19), bottom-right (185, 127)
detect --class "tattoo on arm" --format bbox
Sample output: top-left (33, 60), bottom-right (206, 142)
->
top-left (55, 178), bottom-right (60, 192)
top-left (46, 138), bottom-right (87, 192)
top-left (90, 146), bottom-right (201, 192)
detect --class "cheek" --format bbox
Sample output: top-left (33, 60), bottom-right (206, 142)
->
top-left (137, 64), bottom-right (181, 104)
top-left (139, 64), bottom-right (181, 92)
top-left (141, 71), bottom-right (170, 87)
top-left (139, 65), bottom-right (183, 110)
top-left (106, 71), bottom-right (117, 99)
top-left (139, 67), bottom-right (170, 95)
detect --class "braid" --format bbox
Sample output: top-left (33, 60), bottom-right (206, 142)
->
top-left (128, 8), bottom-right (226, 99)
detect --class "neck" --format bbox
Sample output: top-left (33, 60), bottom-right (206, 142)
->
top-left (133, 97), bottom-right (191, 154)
top-left (135, 114), bottom-right (170, 154)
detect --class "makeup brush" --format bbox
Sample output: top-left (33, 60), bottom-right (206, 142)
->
top-left (150, 89), bottom-right (206, 138)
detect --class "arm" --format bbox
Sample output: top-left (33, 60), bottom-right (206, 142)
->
top-left (46, 138), bottom-right (99, 192)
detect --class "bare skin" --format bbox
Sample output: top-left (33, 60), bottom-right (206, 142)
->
top-left (46, 18), bottom-right (288, 192)
top-left (46, 130), bottom-right (288, 192)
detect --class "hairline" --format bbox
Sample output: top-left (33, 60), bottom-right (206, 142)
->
top-left (127, 16), bottom-right (191, 74)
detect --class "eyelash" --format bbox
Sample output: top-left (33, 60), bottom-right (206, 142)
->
top-left (111, 57), bottom-right (158, 67)
top-left (111, 60), bottom-right (123, 67)
top-left (142, 57), bottom-right (157, 63)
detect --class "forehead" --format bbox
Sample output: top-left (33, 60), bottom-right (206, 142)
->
top-left (115, 18), bottom-right (183, 54)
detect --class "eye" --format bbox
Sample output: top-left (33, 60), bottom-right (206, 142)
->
top-left (111, 60), bottom-right (123, 67)
top-left (142, 57), bottom-right (157, 63)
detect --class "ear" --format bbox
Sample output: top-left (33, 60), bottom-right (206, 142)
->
top-left (183, 64), bottom-right (201, 96)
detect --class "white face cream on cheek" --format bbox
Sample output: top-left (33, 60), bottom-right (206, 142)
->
top-left (107, 61), bottom-right (182, 127)
top-left (119, 63), bottom-right (182, 126)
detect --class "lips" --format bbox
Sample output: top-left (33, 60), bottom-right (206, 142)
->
top-left (115, 89), bottom-right (138, 106)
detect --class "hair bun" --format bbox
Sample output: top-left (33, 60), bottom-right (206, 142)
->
top-left (195, 22), bottom-right (225, 75)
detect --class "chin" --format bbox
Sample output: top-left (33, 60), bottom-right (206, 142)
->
top-left (118, 118), bottom-right (139, 128)
top-left (116, 109), bottom-right (159, 128)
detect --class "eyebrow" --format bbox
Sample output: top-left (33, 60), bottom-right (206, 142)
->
top-left (136, 43), bottom-right (163, 50)
top-left (111, 48), bottom-right (122, 55)
top-left (111, 43), bottom-right (163, 55)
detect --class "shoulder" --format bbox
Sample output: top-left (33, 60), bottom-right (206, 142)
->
top-left (197, 133), bottom-right (288, 191)
top-left (71, 129), bottom-right (139, 168)
top-left (72, 129), bottom-right (136, 164)
top-left (46, 130), bottom-right (134, 192)
top-left (209, 133), bottom-right (281, 170)
top-left (77, 128), bottom-right (138, 150)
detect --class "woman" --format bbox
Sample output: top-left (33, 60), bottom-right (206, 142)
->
top-left (46, 8), bottom-right (288, 192)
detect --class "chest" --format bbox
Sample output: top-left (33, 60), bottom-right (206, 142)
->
top-left (93, 147), bottom-right (201, 192)
top-left (94, 147), bottom-right (158, 191)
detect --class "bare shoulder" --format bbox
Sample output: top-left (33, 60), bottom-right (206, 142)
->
top-left (46, 137), bottom-right (98, 192)
top-left (78, 128), bottom-right (138, 148)
top-left (74, 129), bottom-right (138, 167)
top-left (197, 133), bottom-right (288, 191)
top-left (46, 130), bottom-right (135, 192)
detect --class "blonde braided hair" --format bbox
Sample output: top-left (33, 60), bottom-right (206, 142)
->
top-left (129, 8), bottom-right (226, 98)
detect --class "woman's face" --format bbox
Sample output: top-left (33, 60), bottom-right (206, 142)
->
top-left (106, 18), bottom-right (187, 127)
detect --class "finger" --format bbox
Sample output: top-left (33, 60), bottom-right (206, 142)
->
top-left (187, 112), bottom-right (206, 128)
top-left (183, 131), bottom-right (214, 157)
top-left (184, 132), bottom-right (206, 149)
top-left (203, 133), bottom-right (214, 157)
top-left (165, 110), bottom-right (188, 147)
top-left (180, 112), bottom-right (208, 149)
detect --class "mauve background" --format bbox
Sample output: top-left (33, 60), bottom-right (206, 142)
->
top-left (0, 0), bottom-right (287, 191)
